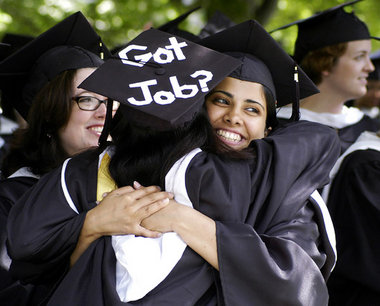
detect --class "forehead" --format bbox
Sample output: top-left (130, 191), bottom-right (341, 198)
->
top-left (214, 77), bottom-right (266, 97)
top-left (73, 67), bottom-right (97, 88)
top-left (344, 39), bottom-right (372, 55)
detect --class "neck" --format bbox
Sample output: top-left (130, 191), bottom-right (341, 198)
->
top-left (300, 81), bottom-right (349, 114)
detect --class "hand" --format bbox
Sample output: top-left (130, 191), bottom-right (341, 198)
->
top-left (86, 182), bottom-right (173, 239)
top-left (141, 199), bottom-right (185, 233)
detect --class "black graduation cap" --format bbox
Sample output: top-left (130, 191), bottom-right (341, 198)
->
top-left (0, 11), bottom-right (110, 120)
top-left (0, 43), bottom-right (11, 62)
top-left (200, 20), bottom-right (319, 111)
top-left (158, 7), bottom-right (201, 42)
top-left (198, 10), bottom-right (236, 39)
top-left (1, 33), bottom-right (34, 61)
top-left (270, 0), bottom-right (380, 63)
top-left (369, 50), bottom-right (380, 80)
top-left (79, 28), bottom-right (241, 131)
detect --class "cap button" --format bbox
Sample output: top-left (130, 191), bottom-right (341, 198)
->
top-left (155, 68), bottom-right (166, 75)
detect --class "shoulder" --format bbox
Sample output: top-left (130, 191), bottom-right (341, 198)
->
top-left (187, 150), bottom-right (254, 178)
top-left (340, 149), bottom-right (380, 172)
top-left (359, 115), bottom-right (380, 129)
top-left (0, 176), bottom-right (38, 214)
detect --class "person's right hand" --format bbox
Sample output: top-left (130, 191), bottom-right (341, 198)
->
top-left (85, 182), bottom-right (173, 239)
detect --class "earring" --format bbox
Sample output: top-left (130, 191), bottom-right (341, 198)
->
top-left (264, 127), bottom-right (272, 137)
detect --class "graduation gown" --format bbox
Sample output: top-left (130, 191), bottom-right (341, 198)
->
top-left (326, 133), bottom-right (380, 305)
top-left (7, 121), bottom-right (340, 306)
top-left (277, 106), bottom-right (380, 154)
top-left (0, 173), bottom-right (49, 305)
top-left (338, 116), bottom-right (380, 153)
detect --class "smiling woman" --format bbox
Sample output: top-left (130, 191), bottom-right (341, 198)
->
top-left (274, 1), bottom-right (380, 153)
top-left (58, 67), bottom-right (111, 156)
top-left (0, 12), bottom-right (114, 306)
top-left (206, 77), bottom-right (271, 150)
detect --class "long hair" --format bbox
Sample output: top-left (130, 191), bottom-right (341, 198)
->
top-left (1, 70), bottom-right (76, 177)
top-left (262, 85), bottom-right (278, 130)
top-left (108, 108), bottom-right (251, 189)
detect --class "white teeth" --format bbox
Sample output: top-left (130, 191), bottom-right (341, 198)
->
top-left (89, 126), bottom-right (103, 133)
top-left (217, 130), bottom-right (241, 142)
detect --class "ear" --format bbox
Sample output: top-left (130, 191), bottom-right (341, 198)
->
top-left (321, 70), bottom-right (330, 77)
top-left (264, 126), bottom-right (272, 137)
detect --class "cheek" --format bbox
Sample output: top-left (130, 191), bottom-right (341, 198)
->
top-left (206, 104), bottom-right (220, 124)
top-left (68, 110), bottom-right (92, 127)
top-left (246, 119), bottom-right (266, 140)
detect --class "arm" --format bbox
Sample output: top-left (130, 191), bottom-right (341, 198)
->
top-left (145, 121), bottom-right (340, 305)
top-left (7, 158), bottom-right (173, 283)
top-left (142, 200), bottom-right (218, 269)
top-left (70, 184), bottom-right (172, 266)
top-left (142, 154), bottom-right (329, 306)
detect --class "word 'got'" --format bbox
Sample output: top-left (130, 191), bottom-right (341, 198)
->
top-left (119, 37), bottom-right (187, 67)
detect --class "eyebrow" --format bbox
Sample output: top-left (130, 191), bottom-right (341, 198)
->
top-left (74, 90), bottom-right (93, 96)
top-left (210, 89), bottom-right (266, 110)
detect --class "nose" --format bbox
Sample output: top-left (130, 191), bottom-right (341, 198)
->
top-left (223, 107), bottom-right (243, 126)
top-left (95, 101), bottom-right (107, 118)
top-left (365, 57), bottom-right (375, 73)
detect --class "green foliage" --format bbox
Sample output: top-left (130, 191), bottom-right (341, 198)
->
top-left (0, 0), bottom-right (379, 53)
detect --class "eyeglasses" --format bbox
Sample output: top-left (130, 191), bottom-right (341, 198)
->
top-left (72, 96), bottom-right (120, 111)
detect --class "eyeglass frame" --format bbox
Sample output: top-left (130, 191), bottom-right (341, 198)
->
top-left (72, 96), bottom-right (119, 111)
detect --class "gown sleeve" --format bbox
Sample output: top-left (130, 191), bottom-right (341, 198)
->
top-left (6, 155), bottom-right (97, 285)
top-left (187, 120), bottom-right (340, 306)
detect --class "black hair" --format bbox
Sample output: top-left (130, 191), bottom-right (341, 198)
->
top-left (262, 85), bottom-right (278, 130)
top-left (108, 108), bottom-right (252, 189)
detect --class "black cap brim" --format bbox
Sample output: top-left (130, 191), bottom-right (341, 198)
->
top-left (200, 20), bottom-right (319, 107)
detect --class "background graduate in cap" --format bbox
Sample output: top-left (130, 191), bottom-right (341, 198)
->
top-left (0, 11), bottom-right (114, 306)
top-left (8, 21), bottom-right (339, 305)
top-left (323, 50), bottom-right (380, 306)
top-left (273, 0), bottom-right (380, 154)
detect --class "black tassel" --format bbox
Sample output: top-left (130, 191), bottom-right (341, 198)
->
top-left (98, 98), bottom-right (114, 146)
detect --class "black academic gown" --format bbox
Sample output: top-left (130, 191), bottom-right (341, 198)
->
top-left (337, 116), bottom-right (380, 153)
top-left (7, 121), bottom-right (340, 306)
top-left (327, 149), bottom-right (380, 306)
top-left (0, 175), bottom-right (50, 306)
top-left (279, 114), bottom-right (380, 154)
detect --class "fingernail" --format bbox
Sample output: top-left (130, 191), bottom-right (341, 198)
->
top-left (133, 181), bottom-right (142, 189)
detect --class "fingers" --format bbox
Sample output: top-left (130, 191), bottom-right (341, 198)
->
top-left (135, 226), bottom-right (162, 238)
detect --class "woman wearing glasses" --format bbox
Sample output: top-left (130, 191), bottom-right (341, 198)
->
top-left (0, 13), bottom-right (125, 306)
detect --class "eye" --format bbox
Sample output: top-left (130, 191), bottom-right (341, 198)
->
top-left (245, 107), bottom-right (260, 114)
top-left (213, 97), bottom-right (230, 105)
top-left (78, 96), bottom-right (94, 103)
top-left (354, 54), bottom-right (365, 61)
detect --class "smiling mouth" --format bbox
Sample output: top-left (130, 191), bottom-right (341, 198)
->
top-left (216, 129), bottom-right (242, 142)
top-left (88, 126), bottom-right (103, 135)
